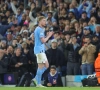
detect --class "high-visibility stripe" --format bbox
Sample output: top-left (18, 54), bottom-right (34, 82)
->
top-left (95, 68), bottom-right (100, 72)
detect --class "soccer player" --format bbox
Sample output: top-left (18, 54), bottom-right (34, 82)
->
top-left (32, 16), bottom-right (54, 87)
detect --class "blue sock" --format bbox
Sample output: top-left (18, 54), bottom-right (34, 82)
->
top-left (35, 67), bottom-right (47, 85)
top-left (42, 67), bottom-right (47, 73)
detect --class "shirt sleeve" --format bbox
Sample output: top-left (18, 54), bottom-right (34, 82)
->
top-left (39, 30), bottom-right (45, 38)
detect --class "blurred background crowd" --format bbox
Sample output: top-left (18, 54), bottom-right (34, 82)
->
top-left (0, 0), bottom-right (100, 84)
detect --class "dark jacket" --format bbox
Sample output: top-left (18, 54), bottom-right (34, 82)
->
top-left (0, 55), bottom-right (9, 74)
top-left (44, 72), bottom-right (63, 87)
top-left (66, 43), bottom-right (81, 63)
top-left (46, 48), bottom-right (65, 67)
top-left (10, 53), bottom-right (29, 76)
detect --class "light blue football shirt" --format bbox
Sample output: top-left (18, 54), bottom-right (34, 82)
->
top-left (34, 26), bottom-right (45, 54)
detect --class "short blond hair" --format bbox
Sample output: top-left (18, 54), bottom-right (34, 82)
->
top-left (37, 16), bottom-right (46, 23)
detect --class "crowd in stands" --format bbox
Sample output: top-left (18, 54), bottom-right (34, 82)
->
top-left (0, 0), bottom-right (100, 84)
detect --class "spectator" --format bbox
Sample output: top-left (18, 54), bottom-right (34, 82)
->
top-left (0, 49), bottom-right (9, 74)
top-left (7, 45), bottom-right (14, 58)
top-left (96, 9), bottom-right (100, 24)
top-left (44, 65), bottom-right (63, 87)
top-left (79, 36), bottom-right (96, 75)
top-left (78, 0), bottom-right (92, 18)
top-left (46, 39), bottom-right (65, 72)
top-left (10, 47), bottom-right (29, 77)
top-left (6, 31), bottom-right (13, 45)
top-left (88, 16), bottom-right (97, 33)
top-left (81, 26), bottom-right (92, 46)
top-left (0, 40), bottom-right (7, 50)
top-left (79, 11), bottom-right (89, 23)
top-left (66, 36), bottom-right (81, 75)
top-left (92, 35), bottom-right (100, 59)
top-left (68, 11), bottom-right (77, 24)
top-left (94, 25), bottom-right (100, 40)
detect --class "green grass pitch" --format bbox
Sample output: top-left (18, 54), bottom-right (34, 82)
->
top-left (0, 87), bottom-right (100, 90)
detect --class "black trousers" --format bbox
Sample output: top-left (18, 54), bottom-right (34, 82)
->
top-left (67, 62), bottom-right (80, 75)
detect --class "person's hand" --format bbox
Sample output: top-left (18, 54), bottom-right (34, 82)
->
top-left (15, 64), bottom-right (20, 67)
top-left (84, 43), bottom-right (88, 47)
top-left (31, 3), bottom-right (35, 11)
top-left (68, 38), bottom-right (72, 44)
top-left (29, 60), bottom-right (32, 64)
top-left (17, 62), bottom-right (23, 66)
top-left (47, 83), bottom-right (52, 86)
top-left (19, 39), bottom-right (23, 44)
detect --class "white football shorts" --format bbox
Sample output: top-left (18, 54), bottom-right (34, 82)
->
top-left (36, 53), bottom-right (47, 63)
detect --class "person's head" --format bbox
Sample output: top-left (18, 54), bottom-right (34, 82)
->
top-left (0, 40), bottom-right (7, 49)
top-left (64, 25), bottom-right (70, 31)
top-left (71, 36), bottom-right (77, 44)
top-left (53, 31), bottom-right (60, 39)
top-left (22, 42), bottom-right (27, 49)
top-left (90, 16), bottom-right (97, 23)
top-left (69, 3), bottom-right (74, 9)
top-left (12, 39), bottom-right (18, 47)
top-left (26, 15), bottom-right (30, 22)
top-left (25, 7), bottom-right (30, 16)
top-left (51, 39), bottom-right (58, 49)
top-left (92, 35), bottom-right (99, 42)
top-left (61, 8), bottom-right (67, 15)
top-left (83, 26), bottom-right (91, 35)
top-left (64, 31), bottom-right (71, 40)
top-left (16, 34), bottom-right (22, 42)
top-left (95, 25), bottom-right (100, 33)
top-left (68, 12), bottom-right (75, 19)
top-left (19, 4), bottom-right (24, 11)
top-left (64, 2), bottom-right (68, 8)
top-left (70, 30), bottom-right (76, 37)
top-left (22, 30), bottom-right (29, 37)
top-left (82, 21), bottom-right (88, 27)
top-left (47, 12), bottom-right (53, 19)
top-left (38, 16), bottom-right (46, 27)
top-left (6, 31), bottom-right (12, 41)
top-left (74, 22), bottom-right (80, 29)
top-left (13, 0), bottom-right (17, 5)
top-left (15, 47), bottom-right (22, 56)
top-left (17, 8), bottom-right (21, 15)
top-left (53, 2), bottom-right (57, 8)
top-left (31, 2), bottom-right (36, 9)
top-left (70, 23), bottom-right (74, 29)
top-left (81, 11), bottom-right (87, 19)
top-left (97, 9), bottom-right (100, 16)
top-left (22, 13), bottom-right (26, 20)
top-left (7, 45), bottom-right (14, 54)
top-left (50, 65), bottom-right (57, 75)
top-left (5, 10), bottom-right (11, 17)
top-left (59, 2), bottom-right (64, 10)
top-left (71, 0), bottom-right (77, 7)
top-left (84, 36), bottom-right (91, 46)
